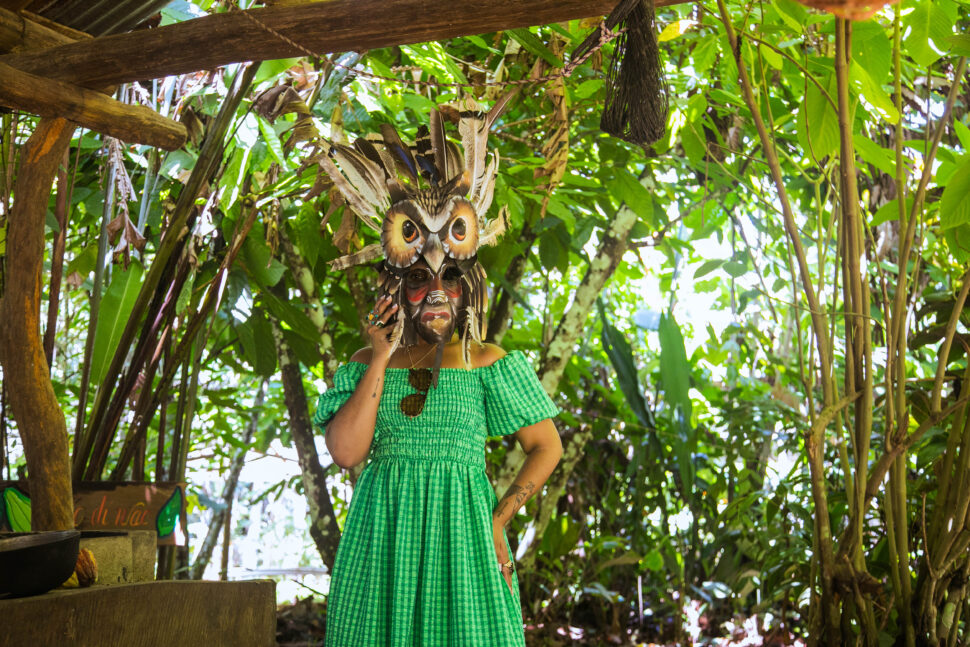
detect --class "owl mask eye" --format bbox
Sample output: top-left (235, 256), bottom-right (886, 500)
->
top-left (382, 204), bottom-right (426, 268)
top-left (440, 199), bottom-right (479, 260)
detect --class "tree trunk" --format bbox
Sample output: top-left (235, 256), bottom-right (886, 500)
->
top-left (190, 381), bottom-right (265, 580)
top-left (0, 116), bottom-right (75, 530)
top-left (269, 310), bottom-right (342, 571)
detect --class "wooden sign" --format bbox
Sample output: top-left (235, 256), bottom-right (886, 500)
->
top-left (0, 481), bottom-right (186, 546)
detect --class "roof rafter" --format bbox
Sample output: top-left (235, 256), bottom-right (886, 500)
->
top-left (0, 60), bottom-right (186, 149)
top-left (0, 0), bottom-right (688, 88)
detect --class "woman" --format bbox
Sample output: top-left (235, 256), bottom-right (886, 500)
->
top-left (314, 260), bottom-right (562, 646)
top-left (312, 99), bottom-right (562, 645)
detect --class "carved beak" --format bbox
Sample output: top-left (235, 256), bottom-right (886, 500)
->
top-left (421, 233), bottom-right (445, 274)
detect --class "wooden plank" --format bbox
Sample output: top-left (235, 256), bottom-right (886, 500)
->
top-left (0, 60), bottom-right (186, 150)
top-left (0, 0), bottom-right (687, 88)
top-left (0, 581), bottom-right (277, 647)
top-left (0, 7), bottom-right (82, 53)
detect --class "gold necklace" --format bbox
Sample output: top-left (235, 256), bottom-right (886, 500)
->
top-left (405, 343), bottom-right (437, 369)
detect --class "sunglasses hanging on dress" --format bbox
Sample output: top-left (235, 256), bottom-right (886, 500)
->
top-left (401, 368), bottom-right (432, 417)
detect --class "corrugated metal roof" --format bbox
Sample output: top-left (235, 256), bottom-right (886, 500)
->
top-left (21, 0), bottom-right (173, 36)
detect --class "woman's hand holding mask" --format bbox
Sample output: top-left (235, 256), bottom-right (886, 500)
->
top-left (367, 294), bottom-right (404, 364)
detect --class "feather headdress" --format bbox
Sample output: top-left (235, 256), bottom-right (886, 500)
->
top-left (320, 94), bottom-right (514, 366)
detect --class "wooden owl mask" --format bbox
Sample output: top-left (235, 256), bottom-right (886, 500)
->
top-left (318, 95), bottom-right (513, 368)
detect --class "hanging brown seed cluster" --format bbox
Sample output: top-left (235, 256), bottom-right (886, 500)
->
top-left (573, 0), bottom-right (669, 146)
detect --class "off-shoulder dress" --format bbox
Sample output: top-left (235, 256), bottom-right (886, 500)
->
top-left (312, 350), bottom-right (559, 646)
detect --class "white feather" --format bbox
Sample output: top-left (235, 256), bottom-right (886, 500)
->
top-left (328, 243), bottom-right (383, 270)
top-left (331, 145), bottom-right (391, 212)
top-left (317, 154), bottom-right (381, 230)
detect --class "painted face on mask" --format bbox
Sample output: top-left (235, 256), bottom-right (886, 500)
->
top-left (403, 261), bottom-right (464, 345)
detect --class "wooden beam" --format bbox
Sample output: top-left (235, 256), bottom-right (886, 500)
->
top-left (0, 0), bottom-right (686, 88)
top-left (0, 6), bottom-right (83, 53)
top-left (0, 60), bottom-right (187, 150)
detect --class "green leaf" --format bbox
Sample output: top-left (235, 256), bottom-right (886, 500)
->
top-left (797, 72), bottom-right (839, 159)
top-left (658, 312), bottom-right (692, 421)
top-left (903, 0), bottom-right (954, 68)
top-left (260, 290), bottom-right (319, 343)
top-left (694, 259), bottom-right (724, 279)
top-left (507, 29), bottom-right (562, 67)
top-left (90, 261), bottom-right (144, 386)
top-left (538, 232), bottom-right (566, 274)
top-left (241, 311), bottom-right (278, 376)
top-left (953, 120), bottom-right (970, 150)
top-left (871, 197), bottom-right (915, 227)
top-left (851, 20), bottom-right (892, 85)
top-left (642, 549), bottom-right (665, 572)
top-left (2, 487), bottom-right (31, 532)
top-left (691, 35), bottom-right (719, 76)
top-left (257, 116), bottom-right (288, 170)
top-left (156, 486), bottom-right (183, 538)
top-left (946, 34), bottom-right (970, 56)
top-left (254, 58), bottom-right (300, 85)
top-left (772, 0), bottom-right (808, 33)
top-left (240, 234), bottom-right (286, 288)
top-left (761, 44), bottom-right (783, 71)
top-left (724, 260), bottom-right (748, 278)
top-left (853, 134), bottom-right (897, 176)
top-left (598, 299), bottom-right (655, 431)
top-left (658, 19), bottom-right (697, 42)
top-left (66, 246), bottom-right (98, 279)
top-left (681, 119), bottom-right (708, 167)
top-left (573, 79), bottom-right (603, 100)
top-left (944, 224), bottom-right (970, 263)
top-left (611, 169), bottom-right (655, 225)
top-left (849, 63), bottom-right (899, 123)
top-left (940, 158), bottom-right (970, 230)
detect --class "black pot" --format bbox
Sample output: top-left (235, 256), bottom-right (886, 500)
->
top-left (0, 530), bottom-right (81, 597)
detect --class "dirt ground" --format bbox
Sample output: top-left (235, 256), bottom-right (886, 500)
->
top-left (275, 598), bottom-right (800, 646)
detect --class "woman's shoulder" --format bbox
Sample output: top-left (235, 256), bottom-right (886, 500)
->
top-left (471, 342), bottom-right (506, 369)
top-left (349, 347), bottom-right (374, 365)
top-left (348, 343), bottom-right (507, 369)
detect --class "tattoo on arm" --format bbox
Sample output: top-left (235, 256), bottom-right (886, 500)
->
top-left (493, 481), bottom-right (536, 520)
top-left (371, 377), bottom-right (381, 398)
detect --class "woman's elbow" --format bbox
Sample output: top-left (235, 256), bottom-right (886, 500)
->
top-left (325, 424), bottom-right (367, 469)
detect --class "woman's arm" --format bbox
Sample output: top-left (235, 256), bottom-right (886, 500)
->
top-left (325, 295), bottom-right (401, 469)
top-left (491, 419), bottom-right (563, 530)
top-left (492, 419), bottom-right (562, 591)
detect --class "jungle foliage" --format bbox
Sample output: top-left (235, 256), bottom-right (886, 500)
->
top-left (1, 0), bottom-right (970, 644)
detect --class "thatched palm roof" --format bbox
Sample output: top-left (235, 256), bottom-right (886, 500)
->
top-left (4, 0), bottom-right (171, 35)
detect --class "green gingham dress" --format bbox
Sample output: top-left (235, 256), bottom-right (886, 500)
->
top-left (312, 350), bottom-right (559, 647)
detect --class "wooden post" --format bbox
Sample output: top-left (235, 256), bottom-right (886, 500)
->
top-left (0, 61), bottom-right (186, 150)
top-left (0, 116), bottom-right (75, 531)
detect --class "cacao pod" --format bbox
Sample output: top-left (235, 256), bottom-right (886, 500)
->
top-left (75, 548), bottom-right (98, 587)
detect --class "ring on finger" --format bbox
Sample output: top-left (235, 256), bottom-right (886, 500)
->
top-left (375, 320), bottom-right (385, 328)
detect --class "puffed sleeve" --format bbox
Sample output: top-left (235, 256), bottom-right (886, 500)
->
top-left (481, 350), bottom-right (560, 437)
top-left (312, 362), bottom-right (367, 432)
